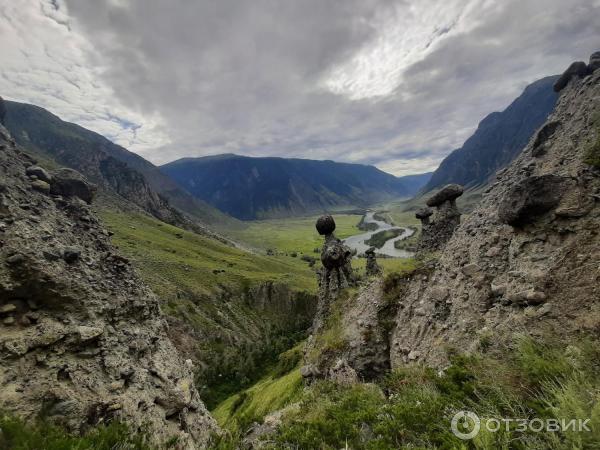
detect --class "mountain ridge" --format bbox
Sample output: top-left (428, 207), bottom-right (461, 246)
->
top-left (161, 154), bottom-right (430, 220)
top-left (423, 75), bottom-right (560, 192)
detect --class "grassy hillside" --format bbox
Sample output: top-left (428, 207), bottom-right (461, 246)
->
top-left (100, 209), bottom-right (316, 296)
top-left (98, 208), bottom-right (318, 407)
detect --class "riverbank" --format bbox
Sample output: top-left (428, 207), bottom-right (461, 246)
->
top-left (343, 211), bottom-right (414, 258)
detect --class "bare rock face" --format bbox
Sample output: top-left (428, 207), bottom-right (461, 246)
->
top-left (498, 174), bottom-right (568, 226)
top-left (553, 61), bottom-right (589, 92)
top-left (590, 51), bottom-right (600, 72)
top-left (417, 184), bottom-right (464, 252)
top-left (50, 168), bottom-right (97, 204)
top-left (390, 65), bottom-right (600, 368)
top-left (0, 125), bottom-right (218, 447)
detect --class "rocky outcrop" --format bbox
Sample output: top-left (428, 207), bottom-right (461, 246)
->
top-left (365, 247), bottom-right (381, 276)
top-left (390, 57), bottom-right (600, 368)
top-left (0, 125), bottom-right (217, 447)
top-left (416, 184), bottom-right (464, 252)
top-left (553, 52), bottom-right (600, 92)
top-left (316, 215), bottom-right (355, 300)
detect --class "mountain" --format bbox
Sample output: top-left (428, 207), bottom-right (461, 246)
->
top-left (3, 101), bottom-right (236, 229)
top-left (423, 75), bottom-right (559, 192)
top-left (161, 154), bottom-right (422, 220)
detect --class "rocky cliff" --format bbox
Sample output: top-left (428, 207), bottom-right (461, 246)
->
top-left (0, 125), bottom-right (217, 447)
top-left (423, 76), bottom-right (559, 192)
top-left (304, 55), bottom-right (600, 380)
top-left (390, 60), bottom-right (600, 367)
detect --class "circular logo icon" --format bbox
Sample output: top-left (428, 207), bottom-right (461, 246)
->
top-left (451, 411), bottom-right (481, 440)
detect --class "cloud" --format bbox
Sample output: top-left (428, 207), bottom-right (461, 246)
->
top-left (1, 0), bottom-right (599, 175)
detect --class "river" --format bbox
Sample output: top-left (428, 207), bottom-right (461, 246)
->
top-left (343, 211), bottom-right (414, 258)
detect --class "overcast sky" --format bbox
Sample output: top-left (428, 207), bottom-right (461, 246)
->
top-left (1, 1), bottom-right (599, 175)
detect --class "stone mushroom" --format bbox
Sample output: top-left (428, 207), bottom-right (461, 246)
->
top-left (426, 184), bottom-right (464, 208)
top-left (415, 207), bottom-right (433, 225)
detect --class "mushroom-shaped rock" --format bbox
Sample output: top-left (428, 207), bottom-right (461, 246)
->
top-left (589, 51), bottom-right (600, 72)
top-left (415, 207), bottom-right (434, 220)
top-left (553, 61), bottom-right (589, 92)
top-left (0, 96), bottom-right (5, 126)
top-left (426, 184), bottom-right (464, 207)
top-left (50, 168), bottom-right (96, 204)
top-left (316, 214), bottom-right (336, 236)
top-left (498, 175), bottom-right (567, 226)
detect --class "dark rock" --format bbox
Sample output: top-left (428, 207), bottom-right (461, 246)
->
top-left (415, 207), bottom-right (433, 220)
top-left (426, 184), bottom-right (464, 207)
top-left (315, 214), bottom-right (336, 236)
top-left (365, 247), bottom-right (381, 276)
top-left (589, 51), bottom-right (600, 72)
top-left (531, 121), bottom-right (560, 157)
top-left (553, 61), bottom-right (589, 92)
top-left (0, 96), bottom-right (5, 126)
top-left (63, 246), bottom-right (81, 263)
top-left (50, 168), bottom-right (96, 204)
top-left (498, 175), bottom-right (567, 226)
top-left (26, 166), bottom-right (52, 183)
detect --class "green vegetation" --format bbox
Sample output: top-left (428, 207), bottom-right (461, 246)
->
top-left (0, 416), bottom-right (153, 450)
top-left (99, 209), bottom-right (316, 409)
top-left (365, 228), bottom-right (403, 249)
top-left (212, 343), bottom-right (305, 433)
top-left (230, 214), bottom-right (362, 256)
top-left (100, 209), bottom-right (316, 296)
top-left (237, 336), bottom-right (600, 449)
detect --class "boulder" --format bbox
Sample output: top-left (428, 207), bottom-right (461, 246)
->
top-left (426, 184), bottom-right (464, 207)
top-left (50, 168), bottom-right (96, 204)
top-left (26, 166), bottom-right (52, 183)
top-left (531, 121), bottom-right (560, 157)
top-left (315, 214), bottom-right (336, 236)
top-left (498, 175), bottom-right (567, 226)
top-left (415, 207), bottom-right (433, 220)
top-left (553, 61), bottom-right (589, 92)
top-left (589, 51), bottom-right (600, 72)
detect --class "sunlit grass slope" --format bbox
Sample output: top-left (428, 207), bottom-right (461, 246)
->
top-left (100, 209), bottom-right (317, 297)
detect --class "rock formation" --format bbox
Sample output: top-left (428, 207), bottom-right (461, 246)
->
top-left (315, 215), bottom-right (355, 300)
top-left (390, 55), bottom-right (600, 367)
top-left (365, 247), bottom-right (381, 276)
top-left (416, 184), bottom-right (464, 253)
top-left (553, 51), bottom-right (600, 92)
top-left (0, 125), bottom-right (217, 447)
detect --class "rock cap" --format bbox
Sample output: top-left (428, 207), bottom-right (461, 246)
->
top-left (50, 168), bottom-right (96, 204)
top-left (426, 184), bottom-right (464, 207)
top-left (553, 61), bottom-right (589, 92)
top-left (589, 51), bottom-right (600, 72)
top-left (415, 207), bottom-right (433, 219)
top-left (316, 214), bottom-right (336, 235)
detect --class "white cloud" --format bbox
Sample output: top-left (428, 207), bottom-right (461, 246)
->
top-left (0, 0), bottom-right (169, 155)
top-left (322, 0), bottom-right (491, 100)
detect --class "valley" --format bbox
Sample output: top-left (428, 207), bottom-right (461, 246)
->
top-left (0, 7), bottom-right (599, 447)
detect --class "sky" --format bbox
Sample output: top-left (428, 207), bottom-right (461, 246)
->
top-left (0, 1), bottom-right (599, 176)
